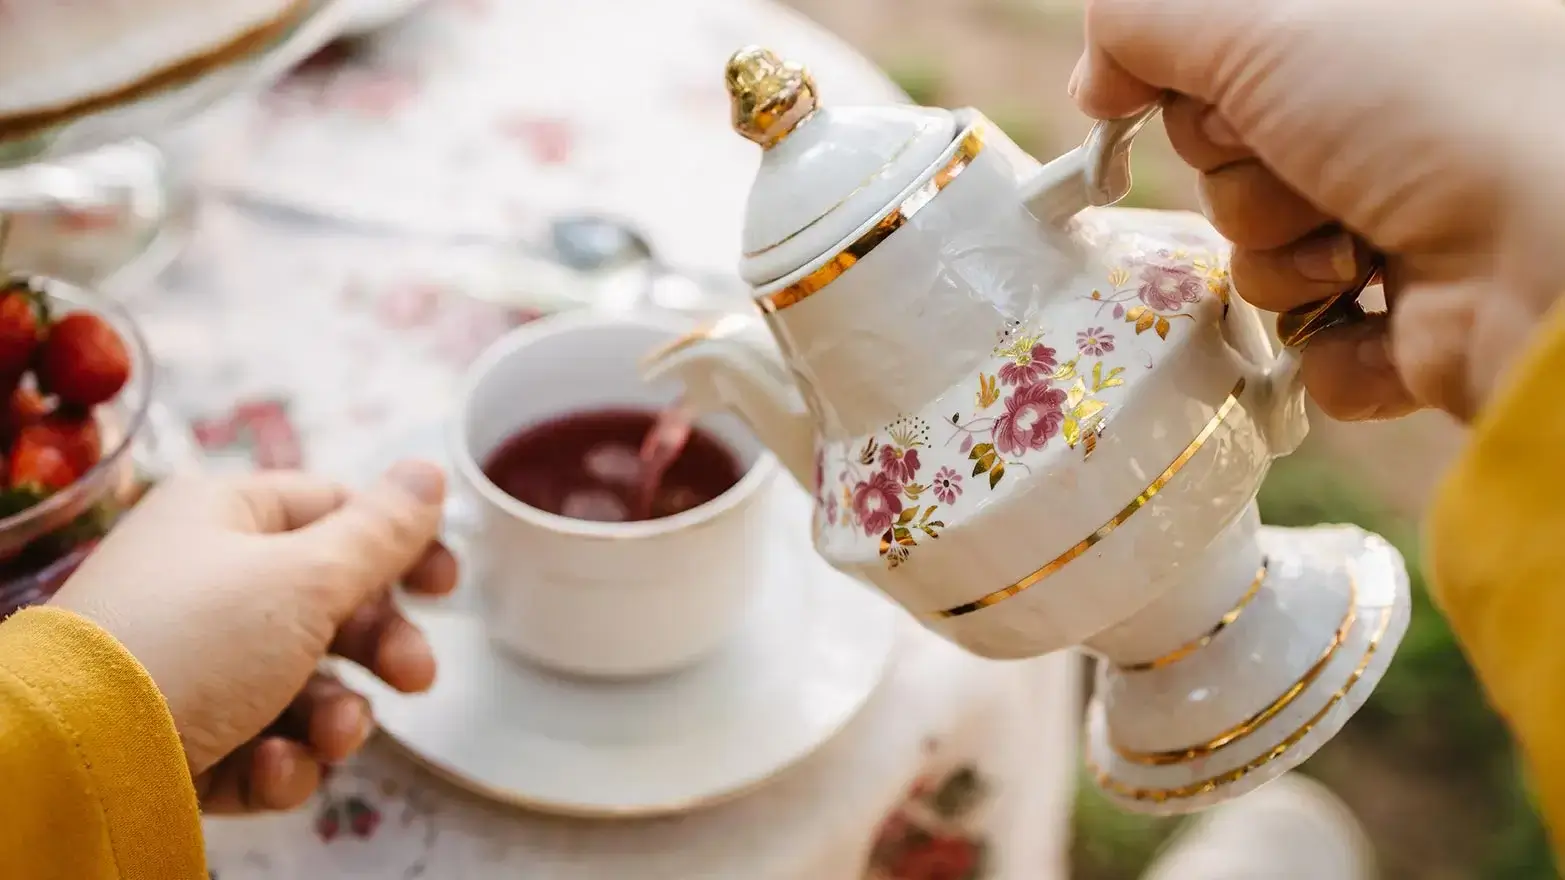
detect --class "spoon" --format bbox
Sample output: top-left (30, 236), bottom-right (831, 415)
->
top-left (545, 213), bottom-right (748, 316)
top-left (222, 196), bottom-right (746, 317)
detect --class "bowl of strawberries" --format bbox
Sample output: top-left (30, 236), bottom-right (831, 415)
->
top-left (0, 273), bottom-right (154, 616)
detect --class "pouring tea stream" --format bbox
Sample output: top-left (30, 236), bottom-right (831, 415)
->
top-left (642, 47), bottom-right (1409, 813)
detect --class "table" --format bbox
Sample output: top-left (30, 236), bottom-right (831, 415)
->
top-left (117, 0), bottom-right (1085, 876)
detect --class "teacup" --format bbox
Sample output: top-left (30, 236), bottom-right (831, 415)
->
top-left (448, 310), bottom-right (779, 678)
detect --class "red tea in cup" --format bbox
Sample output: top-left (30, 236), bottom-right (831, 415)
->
top-left (481, 407), bottom-right (743, 523)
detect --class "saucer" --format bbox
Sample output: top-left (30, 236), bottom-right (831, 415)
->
top-left (1083, 524), bottom-right (1411, 815)
top-left (335, 481), bottom-right (900, 818)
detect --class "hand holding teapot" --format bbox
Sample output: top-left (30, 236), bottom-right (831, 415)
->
top-left (1074, 0), bottom-right (1565, 423)
top-left (643, 47), bottom-right (1411, 812)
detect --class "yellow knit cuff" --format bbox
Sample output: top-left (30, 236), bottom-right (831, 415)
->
top-left (0, 605), bottom-right (207, 879)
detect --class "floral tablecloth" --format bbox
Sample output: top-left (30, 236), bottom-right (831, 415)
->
top-left (111, 0), bottom-right (1083, 876)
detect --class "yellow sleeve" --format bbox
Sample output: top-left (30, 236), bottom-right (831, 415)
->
top-left (0, 605), bottom-right (206, 879)
top-left (1429, 301), bottom-right (1565, 867)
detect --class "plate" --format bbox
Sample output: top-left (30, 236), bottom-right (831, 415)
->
top-left (0, 0), bottom-right (352, 166)
top-left (337, 0), bottom-right (430, 36)
top-left (336, 478), bottom-right (900, 817)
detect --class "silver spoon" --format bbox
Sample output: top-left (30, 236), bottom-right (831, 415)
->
top-left (226, 196), bottom-right (748, 317)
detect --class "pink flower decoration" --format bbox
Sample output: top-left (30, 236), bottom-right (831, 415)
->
top-left (991, 383), bottom-right (1067, 457)
top-left (1076, 326), bottom-right (1115, 357)
top-left (852, 471), bottom-right (904, 536)
top-left (878, 444), bottom-right (921, 482)
top-left (239, 405), bottom-right (303, 470)
top-left (1136, 261), bottom-right (1204, 311)
top-left (996, 344), bottom-right (1058, 387)
top-left (931, 467), bottom-right (962, 505)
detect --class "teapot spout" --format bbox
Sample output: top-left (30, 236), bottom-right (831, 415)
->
top-left (640, 314), bottom-right (818, 491)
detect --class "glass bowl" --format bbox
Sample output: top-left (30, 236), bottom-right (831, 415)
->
top-left (0, 277), bottom-right (160, 616)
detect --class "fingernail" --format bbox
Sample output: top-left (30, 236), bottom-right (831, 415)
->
top-left (1293, 234), bottom-right (1358, 283)
top-left (1067, 56), bottom-right (1085, 97)
top-left (385, 460), bottom-right (444, 504)
top-left (1358, 335), bottom-right (1392, 371)
top-left (1200, 109), bottom-right (1243, 148)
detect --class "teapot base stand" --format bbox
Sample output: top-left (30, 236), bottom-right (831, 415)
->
top-left (1080, 523), bottom-right (1411, 816)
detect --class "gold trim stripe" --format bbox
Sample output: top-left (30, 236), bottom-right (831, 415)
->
top-left (1112, 576), bottom-right (1359, 765)
top-left (1119, 561), bottom-right (1268, 673)
top-left (927, 378), bottom-right (1247, 620)
top-left (756, 127), bottom-right (985, 313)
top-left (1090, 606), bottom-right (1393, 804)
top-left (742, 129), bottom-right (924, 258)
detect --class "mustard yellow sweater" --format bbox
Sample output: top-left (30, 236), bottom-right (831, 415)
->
top-left (0, 605), bottom-right (205, 879)
top-left (2, 309), bottom-right (1565, 877)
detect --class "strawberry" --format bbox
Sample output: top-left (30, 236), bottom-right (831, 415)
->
top-left (38, 312), bottom-right (129, 408)
top-left (0, 386), bottom-right (51, 441)
top-left (8, 428), bottom-right (78, 493)
top-left (35, 414), bottom-right (100, 474)
top-left (0, 284), bottom-right (44, 379)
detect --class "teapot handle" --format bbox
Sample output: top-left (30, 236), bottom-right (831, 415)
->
top-left (1021, 102), bottom-right (1163, 223)
top-left (1081, 103), bottom-right (1161, 207)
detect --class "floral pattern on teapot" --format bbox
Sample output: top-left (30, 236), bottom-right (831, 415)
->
top-left (812, 229), bottom-right (1232, 570)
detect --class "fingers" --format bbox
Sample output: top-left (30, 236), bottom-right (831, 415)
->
top-left (1069, 39), bottom-right (1159, 119)
top-left (1200, 165), bottom-right (1332, 253)
top-left (1385, 274), bottom-right (1485, 422)
top-left (1230, 230), bottom-right (1375, 314)
top-left (201, 674), bottom-right (383, 814)
top-left (279, 672), bottom-right (375, 763)
top-left (292, 460), bottom-right (447, 623)
top-left (198, 737), bottom-right (321, 814)
top-left (330, 592), bottom-right (437, 693)
top-left (1169, 95), bottom-right (1336, 258)
top-left (1299, 313), bottom-right (1420, 422)
top-left (225, 470), bottom-right (350, 533)
top-left (1162, 96), bottom-right (1251, 172)
top-left (1076, 0), bottom-right (1253, 109)
top-left (402, 542), bottom-right (460, 598)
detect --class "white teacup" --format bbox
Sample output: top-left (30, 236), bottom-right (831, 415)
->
top-left (449, 311), bottom-right (779, 678)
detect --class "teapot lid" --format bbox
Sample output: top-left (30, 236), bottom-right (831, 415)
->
top-left (726, 47), bottom-right (958, 287)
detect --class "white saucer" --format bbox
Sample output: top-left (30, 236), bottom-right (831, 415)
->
top-left (336, 484), bottom-right (899, 818)
top-left (1084, 524), bottom-right (1411, 815)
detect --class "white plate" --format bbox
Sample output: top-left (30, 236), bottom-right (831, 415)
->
top-left (336, 479), bottom-right (900, 818)
top-left (1084, 524), bottom-right (1411, 814)
top-left (337, 0), bottom-right (430, 36)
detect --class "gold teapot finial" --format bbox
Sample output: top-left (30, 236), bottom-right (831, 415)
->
top-left (725, 46), bottom-right (819, 149)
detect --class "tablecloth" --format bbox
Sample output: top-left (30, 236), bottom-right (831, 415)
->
top-left (107, 0), bottom-right (1085, 876)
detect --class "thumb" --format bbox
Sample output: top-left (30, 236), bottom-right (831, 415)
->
top-left (294, 459), bottom-right (447, 622)
top-left (1074, 0), bottom-right (1255, 116)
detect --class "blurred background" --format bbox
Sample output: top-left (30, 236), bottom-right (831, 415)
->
top-left (776, 0), bottom-right (1552, 877)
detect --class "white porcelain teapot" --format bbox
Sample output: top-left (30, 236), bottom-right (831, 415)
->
top-left (643, 47), bottom-right (1410, 813)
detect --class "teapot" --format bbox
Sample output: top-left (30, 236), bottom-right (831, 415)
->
top-left (643, 47), bottom-right (1410, 813)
